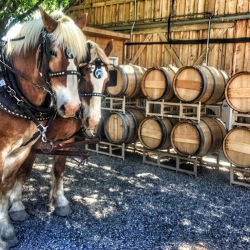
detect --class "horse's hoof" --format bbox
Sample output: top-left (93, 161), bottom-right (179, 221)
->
top-left (54, 206), bottom-right (72, 217)
top-left (2, 235), bottom-right (18, 248)
top-left (0, 239), bottom-right (9, 250)
top-left (9, 210), bottom-right (30, 222)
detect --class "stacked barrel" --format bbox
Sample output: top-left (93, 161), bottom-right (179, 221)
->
top-left (137, 66), bottom-right (178, 150)
top-left (170, 65), bottom-right (228, 157)
top-left (137, 64), bottom-right (228, 158)
top-left (97, 63), bottom-right (245, 165)
top-left (223, 72), bottom-right (250, 168)
top-left (103, 64), bottom-right (147, 144)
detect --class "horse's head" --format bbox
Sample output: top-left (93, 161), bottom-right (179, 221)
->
top-left (79, 40), bottom-right (113, 129)
top-left (6, 7), bottom-right (88, 118)
top-left (39, 8), bottom-right (89, 117)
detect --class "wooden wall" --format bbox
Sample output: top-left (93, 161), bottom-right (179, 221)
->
top-left (67, 0), bottom-right (250, 77)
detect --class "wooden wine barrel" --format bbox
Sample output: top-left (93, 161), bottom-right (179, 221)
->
top-left (104, 108), bottom-right (145, 144)
top-left (173, 65), bottom-right (228, 104)
top-left (138, 117), bottom-right (177, 149)
top-left (223, 127), bottom-right (250, 167)
top-left (225, 71), bottom-right (250, 113)
top-left (84, 110), bottom-right (110, 139)
top-left (171, 116), bottom-right (227, 157)
top-left (106, 64), bottom-right (146, 99)
top-left (141, 66), bottom-right (178, 101)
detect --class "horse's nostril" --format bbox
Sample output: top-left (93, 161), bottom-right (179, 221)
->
top-left (60, 105), bottom-right (66, 114)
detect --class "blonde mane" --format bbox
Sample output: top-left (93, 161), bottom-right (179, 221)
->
top-left (88, 40), bottom-right (110, 65)
top-left (6, 11), bottom-right (87, 62)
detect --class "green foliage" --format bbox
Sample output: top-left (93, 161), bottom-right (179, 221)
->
top-left (0, 0), bottom-right (74, 38)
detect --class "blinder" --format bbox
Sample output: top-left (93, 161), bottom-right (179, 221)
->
top-left (93, 58), bottom-right (104, 79)
top-left (65, 48), bottom-right (77, 59)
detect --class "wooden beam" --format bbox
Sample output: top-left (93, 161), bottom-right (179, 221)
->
top-left (130, 34), bottom-right (153, 64)
top-left (158, 33), bottom-right (183, 68)
top-left (83, 26), bottom-right (130, 40)
top-left (131, 22), bottom-right (235, 34)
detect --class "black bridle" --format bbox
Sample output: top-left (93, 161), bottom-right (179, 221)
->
top-left (37, 27), bottom-right (81, 84)
top-left (80, 57), bottom-right (108, 99)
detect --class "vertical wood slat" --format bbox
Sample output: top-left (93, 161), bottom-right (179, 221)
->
top-left (233, 20), bottom-right (247, 73)
top-left (244, 20), bottom-right (250, 71)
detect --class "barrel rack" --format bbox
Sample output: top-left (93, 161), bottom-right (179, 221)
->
top-left (85, 97), bottom-right (223, 178)
top-left (142, 100), bottom-right (222, 177)
top-left (228, 111), bottom-right (250, 188)
top-left (85, 97), bottom-right (145, 159)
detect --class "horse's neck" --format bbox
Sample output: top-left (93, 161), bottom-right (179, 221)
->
top-left (9, 51), bottom-right (48, 106)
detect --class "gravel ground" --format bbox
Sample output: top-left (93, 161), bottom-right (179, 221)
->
top-left (11, 151), bottom-right (250, 250)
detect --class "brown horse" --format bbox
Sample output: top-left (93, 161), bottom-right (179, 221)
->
top-left (0, 8), bottom-right (89, 250)
top-left (8, 40), bottom-right (113, 227)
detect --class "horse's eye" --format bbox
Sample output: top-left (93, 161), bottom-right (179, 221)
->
top-left (50, 50), bottom-right (57, 57)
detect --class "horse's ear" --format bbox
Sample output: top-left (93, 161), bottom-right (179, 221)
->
top-left (39, 6), bottom-right (58, 32)
top-left (75, 13), bottom-right (88, 30)
top-left (104, 39), bottom-right (113, 57)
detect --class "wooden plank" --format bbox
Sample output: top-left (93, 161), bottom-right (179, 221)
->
top-left (190, 30), bottom-right (199, 66)
top-left (83, 26), bottom-right (130, 40)
top-left (233, 20), bottom-right (247, 73)
top-left (244, 20), bottom-right (250, 71)
top-left (207, 0), bottom-right (216, 12)
top-left (197, 0), bottom-right (206, 13)
top-left (176, 0), bottom-right (186, 19)
top-left (215, 0), bottom-right (226, 15)
top-left (185, 0), bottom-right (195, 15)
top-left (224, 27), bottom-right (235, 76)
top-left (182, 31), bottom-right (190, 65)
top-left (208, 29), bottom-right (220, 67)
top-left (237, 0), bottom-right (249, 13)
top-left (130, 34), bottom-right (153, 64)
top-left (194, 28), bottom-right (229, 65)
top-left (158, 33), bottom-right (183, 68)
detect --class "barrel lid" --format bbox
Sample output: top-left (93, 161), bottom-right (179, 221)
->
top-left (106, 65), bottom-right (128, 97)
top-left (139, 118), bottom-right (164, 149)
top-left (225, 71), bottom-right (250, 113)
top-left (223, 127), bottom-right (250, 167)
top-left (142, 68), bottom-right (168, 100)
top-left (171, 121), bottom-right (200, 156)
top-left (173, 67), bottom-right (203, 102)
top-left (104, 112), bottom-right (127, 143)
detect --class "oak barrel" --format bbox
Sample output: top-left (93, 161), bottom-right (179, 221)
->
top-left (141, 66), bottom-right (178, 101)
top-left (138, 117), bottom-right (177, 150)
top-left (173, 65), bottom-right (228, 104)
top-left (104, 108), bottom-right (145, 144)
top-left (106, 64), bottom-right (146, 99)
top-left (171, 116), bottom-right (227, 157)
top-left (223, 127), bottom-right (250, 167)
top-left (225, 71), bottom-right (250, 113)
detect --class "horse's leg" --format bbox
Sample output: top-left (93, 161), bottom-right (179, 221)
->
top-left (9, 140), bottom-right (41, 222)
top-left (9, 152), bottom-right (38, 222)
top-left (0, 189), bottom-right (18, 248)
top-left (51, 154), bottom-right (72, 216)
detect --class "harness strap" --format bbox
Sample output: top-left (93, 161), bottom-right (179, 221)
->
top-left (81, 92), bottom-right (106, 98)
top-left (49, 70), bottom-right (81, 78)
